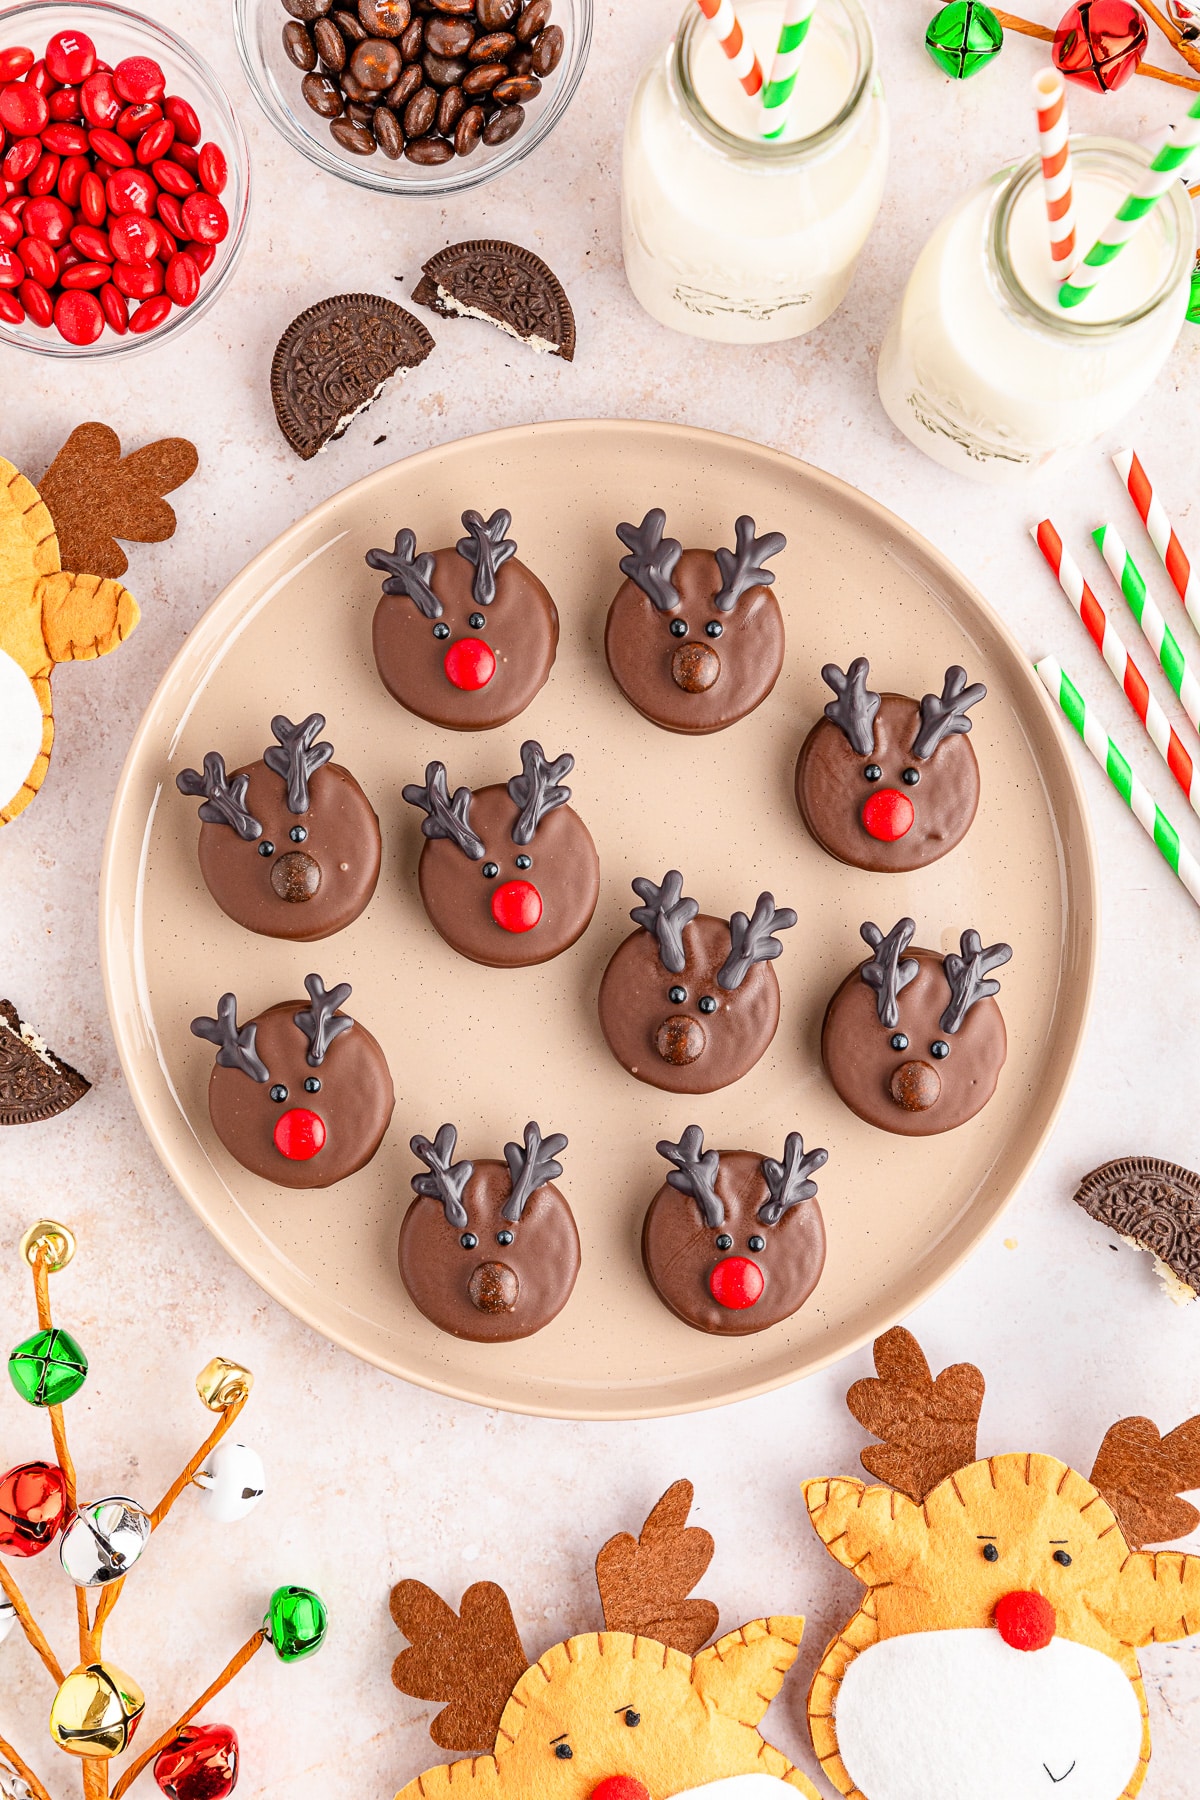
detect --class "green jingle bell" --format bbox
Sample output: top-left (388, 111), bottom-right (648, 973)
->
top-left (264, 1585), bottom-right (328, 1663)
top-left (925, 0), bottom-right (1005, 76)
top-left (8, 1327), bottom-right (87, 1407)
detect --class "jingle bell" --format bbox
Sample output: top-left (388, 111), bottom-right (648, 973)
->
top-left (193, 1443), bottom-right (265, 1524)
top-left (925, 0), bottom-right (1005, 76)
top-left (0, 1595), bottom-right (15, 1644)
top-left (1053, 0), bottom-right (1147, 89)
top-left (0, 1461), bottom-right (67, 1557)
top-left (8, 1326), bottom-right (87, 1407)
top-left (195, 1358), bottom-right (253, 1413)
top-left (59, 1497), bottom-right (152, 1587)
top-left (1168, 0), bottom-right (1200, 36)
top-left (0, 1765), bottom-right (33, 1800)
top-left (1188, 255), bottom-right (1200, 324)
top-left (153, 1723), bottom-right (239, 1800)
top-left (50, 1661), bottom-right (145, 1757)
top-left (264, 1584), bottom-right (328, 1663)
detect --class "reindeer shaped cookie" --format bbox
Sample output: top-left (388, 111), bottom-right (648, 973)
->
top-left (400, 1121), bottom-right (579, 1341)
top-left (642, 1125), bottom-right (828, 1334)
top-left (368, 509), bottom-right (558, 730)
top-left (795, 659), bottom-right (987, 871)
top-left (822, 918), bottom-right (1011, 1134)
top-left (177, 712), bottom-right (381, 940)
top-left (606, 510), bottom-right (787, 733)
top-left (804, 1326), bottom-right (1200, 1800)
top-left (190, 974), bottom-right (394, 1187)
top-left (403, 740), bottom-right (600, 968)
top-left (599, 871), bottom-right (796, 1093)
top-left (390, 1478), bottom-right (819, 1800)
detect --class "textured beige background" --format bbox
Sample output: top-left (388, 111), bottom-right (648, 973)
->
top-left (2, 0), bottom-right (1200, 1795)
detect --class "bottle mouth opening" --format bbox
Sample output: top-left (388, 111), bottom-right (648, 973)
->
top-left (670, 0), bottom-right (875, 161)
top-left (991, 138), bottom-right (1195, 336)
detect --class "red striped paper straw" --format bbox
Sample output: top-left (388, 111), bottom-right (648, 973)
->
top-left (1033, 67), bottom-right (1076, 275)
top-left (1113, 448), bottom-right (1200, 646)
top-left (1033, 519), bottom-right (1200, 816)
top-left (694, 0), bottom-right (765, 94)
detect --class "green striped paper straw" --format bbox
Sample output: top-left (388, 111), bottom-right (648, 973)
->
top-left (1036, 655), bottom-right (1200, 908)
top-left (1059, 93), bottom-right (1200, 309)
top-left (1093, 522), bottom-right (1200, 735)
top-left (761, 0), bottom-right (817, 140)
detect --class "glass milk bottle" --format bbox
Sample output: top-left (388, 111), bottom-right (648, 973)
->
top-left (877, 138), bottom-right (1195, 482)
top-left (621, 0), bottom-right (888, 342)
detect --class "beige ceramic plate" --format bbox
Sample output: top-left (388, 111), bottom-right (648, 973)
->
top-left (100, 421), bottom-right (1097, 1419)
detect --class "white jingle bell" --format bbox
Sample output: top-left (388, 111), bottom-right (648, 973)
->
top-left (59, 1497), bottom-right (152, 1588)
top-left (0, 1764), bottom-right (34, 1800)
top-left (0, 1595), bottom-right (15, 1645)
top-left (193, 1442), bottom-right (265, 1523)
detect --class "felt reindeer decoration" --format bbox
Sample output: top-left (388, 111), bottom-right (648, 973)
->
top-left (390, 1478), bottom-right (819, 1800)
top-left (803, 1326), bottom-right (1200, 1800)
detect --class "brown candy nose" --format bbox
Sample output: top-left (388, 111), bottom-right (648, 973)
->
top-left (271, 851), bottom-right (321, 903)
top-left (671, 642), bottom-right (720, 692)
top-left (467, 1261), bottom-right (519, 1313)
top-left (890, 1060), bottom-right (942, 1111)
top-left (655, 1014), bottom-right (706, 1065)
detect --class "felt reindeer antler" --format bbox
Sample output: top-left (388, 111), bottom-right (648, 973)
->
top-left (1091, 1414), bottom-right (1200, 1549)
top-left (190, 994), bottom-right (270, 1083)
top-left (176, 752), bottom-right (263, 841)
top-left (822, 659), bottom-right (880, 758)
top-left (389, 1578), bottom-right (528, 1753)
top-left (403, 762), bottom-right (485, 861)
top-left (717, 891), bottom-right (796, 990)
top-left (595, 1478), bottom-right (719, 1655)
top-left (456, 509), bottom-right (517, 607)
top-left (365, 528), bottom-right (443, 618)
top-left (713, 515), bottom-right (786, 613)
top-left (910, 666), bottom-right (987, 760)
top-left (846, 1326), bottom-right (986, 1503)
top-left (616, 509), bottom-right (683, 613)
top-left (38, 422), bottom-right (198, 581)
top-left (502, 1122), bottom-right (568, 1223)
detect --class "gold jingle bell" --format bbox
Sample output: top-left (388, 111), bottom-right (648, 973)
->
top-left (49, 1662), bottom-right (145, 1757)
top-left (195, 1356), bottom-right (254, 1412)
top-left (19, 1219), bottom-right (76, 1272)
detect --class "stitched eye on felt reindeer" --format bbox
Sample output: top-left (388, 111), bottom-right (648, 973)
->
top-left (864, 764), bottom-right (882, 781)
top-left (982, 1542), bottom-right (1000, 1562)
top-left (902, 767), bottom-right (920, 785)
top-left (699, 995), bottom-right (717, 1014)
top-left (304, 1077), bottom-right (321, 1093)
top-left (269, 1084), bottom-right (288, 1103)
top-left (624, 1709), bottom-right (641, 1727)
top-left (931, 1040), bottom-right (950, 1058)
top-left (258, 841), bottom-right (274, 857)
top-left (290, 825), bottom-right (307, 842)
top-left (1053, 1549), bottom-right (1073, 1566)
top-left (553, 1742), bottom-right (573, 1760)
top-left (716, 1233), bottom-right (734, 1251)
top-left (670, 618), bottom-right (688, 637)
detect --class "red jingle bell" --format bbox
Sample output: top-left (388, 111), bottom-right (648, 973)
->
top-left (0, 1460), bottom-right (68, 1556)
top-left (153, 1722), bottom-right (239, 1800)
top-left (1053, 0), bottom-right (1147, 90)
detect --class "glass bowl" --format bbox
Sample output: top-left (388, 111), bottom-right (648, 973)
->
top-left (233, 0), bottom-right (592, 196)
top-left (0, 0), bottom-right (250, 359)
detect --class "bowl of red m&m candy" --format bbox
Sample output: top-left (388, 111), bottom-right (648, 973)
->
top-left (0, 2), bottom-right (250, 355)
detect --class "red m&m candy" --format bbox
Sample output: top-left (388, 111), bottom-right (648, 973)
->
top-left (113, 55), bottom-right (165, 104)
top-left (54, 287), bottom-right (103, 343)
top-left (45, 30), bottom-right (97, 85)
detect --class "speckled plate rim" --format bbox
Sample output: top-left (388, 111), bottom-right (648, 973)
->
top-left (99, 419), bottom-right (1099, 1419)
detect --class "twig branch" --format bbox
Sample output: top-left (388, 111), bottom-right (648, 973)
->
top-left (109, 1630), bottom-right (266, 1800)
top-left (0, 1731), bottom-right (54, 1800)
top-left (994, 9), bottom-right (1200, 86)
top-left (150, 1393), bottom-right (247, 1532)
top-left (0, 1561), bottom-right (65, 1684)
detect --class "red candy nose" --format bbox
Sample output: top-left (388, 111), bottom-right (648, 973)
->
top-left (443, 637), bottom-right (496, 690)
top-left (491, 880), bottom-right (542, 933)
top-left (862, 788), bottom-right (915, 841)
top-left (709, 1255), bottom-right (765, 1310)
top-left (273, 1107), bottom-right (327, 1161)
top-left (994, 1589), bottom-right (1056, 1651)
top-left (591, 1781), bottom-right (650, 1800)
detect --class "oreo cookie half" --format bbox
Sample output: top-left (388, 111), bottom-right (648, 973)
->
top-left (271, 294), bottom-right (435, 460)
top-left (0, 999), bottom-right (90, 1126)
top-left (412, 239), bottom-right (575, 361)
top-left (1074, 1155), bottom-right (1200, 1303)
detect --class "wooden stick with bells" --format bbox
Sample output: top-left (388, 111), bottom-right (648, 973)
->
top-left (0, 1222), bottom-right (329, 1800)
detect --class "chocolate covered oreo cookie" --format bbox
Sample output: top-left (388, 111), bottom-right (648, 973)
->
top-left (271, 294), bottom-right (434, 459)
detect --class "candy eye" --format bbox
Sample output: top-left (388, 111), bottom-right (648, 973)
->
top-left (668, 985), bottom-right (686, 1004)
top-left (864, 764), bottom-right (882, 782)
top-left (258, 841), bottom-right (275, 857)
top-left (290, 825), bottom-right (308, 843)
top-left (890, 1033), bottom-right (909, 1050)
top-left (705, 621), bottom-right (723, 638)
top-left (433, 622), bottom-right (450, 640)
top-left (515, 855), bottom-right (532, 870)
top-left (304, 1077), bottom-right (321, 1093)
top-left (624, 1710), bottom-right (641, 1727)
top-left (931, 1040), bottom-right (950, 1059)
top-left (482, 862), bottom-right (499, 879)
top-left (269, 1085), bottom-right (288, 1103)
top-left (698, 995), bottom-right (716, 1014)
top-left (1053, 1549), bottom-right (1072, 1567)
top-left (497, 1230), bottom-right (514, 1246)
top-left (982, 1543), bottom-right (999, 1563)
top-left (554, 1744), bottom-right (573, 1761)
top-left (669, 618), bottom-right (687, 637)
top-left (902, 767), bottom-right (920, 786)
top-left (460, 1233), bottom-right (478, 1250)
top-left (468, 612), bottom-right (486, 630)
top-left (715, 1233), bottom-right (733, 1251)
top-left (748, 1234), bottom-right (765, 1252)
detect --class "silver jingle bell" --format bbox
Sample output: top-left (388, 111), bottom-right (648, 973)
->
top-left (0, 1766), bottom-right (33, 1800)
top-left (59, 1496), bottom-right (152, 1588)
top-left (1168, 0), bottom-right (1200, 36)
top-left (0, 1595), bottom-right (15, 1645)
top-left (193, 1442), bottom-right (265, 1524)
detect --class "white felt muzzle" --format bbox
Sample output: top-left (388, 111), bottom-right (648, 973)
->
top-left (669, 1779), bottom-right (800, 1800)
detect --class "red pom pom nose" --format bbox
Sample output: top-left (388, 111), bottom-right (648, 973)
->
top-left (591, 1781), bottom-right (651, 1800)
top-left (994, 1589), bottom-right (1057, 1651)
top-left (708, 1256), bottom-right (765, 1310)
top-left (273, 1108), bottom-right (327, 1161)
top-left (491, 880), bottom-right (542, 933)
top-left (443, 638), bottom-right (496, 690)
top-left (861, 788), bottom-right (915, 841)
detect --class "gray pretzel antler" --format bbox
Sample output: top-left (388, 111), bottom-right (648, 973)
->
top-left (294, 973), bottom-right (354, 1066)
top-left (631, 870), bottom-right (699, 975)
top-left (456, 508), bottom-right (517, 608)
top-left (502, 1121), bottom-right (568, 1222)
top-left (263, 712), bottom-right (334, 815)
top-left (616, 509), bottom-right (683, 613)
top-left (939, 930), bottom-right (1012, 1035)
top-left (657, 1125), bottom-right (724, 1229)
top-left (411, 1123), bottom-right (474, 1229)
top-left (507, 741), bottom-right (573, 846)
top-left (402, 762), bottom-right (485, 861)
top-left (366, 528), bottom-right (442, 619)
top-left (713, 515), bottom-right (786, 614)
top-left (190, 994), bottom-right (269, 1083)
top-left (758, 1132), bottom-right (828, 1226)
top-left (859, 919), bottom-right (919, 1029)
top-left (823, 659), bottom-right (881, 759)
top-left (911, 666), bottom-right (987, 760)
top-left (717, 892), bottom-right (796, 991)
top-left (176, 752), bottom-right (263, 841)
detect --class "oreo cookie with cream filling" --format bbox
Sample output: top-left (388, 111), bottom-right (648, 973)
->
top-left (0, 999), bottom-right (90, 1125)
top-left (412, 240), bottom-right (575, 361)
top-left (271, 294), bottom-right (435, 460)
